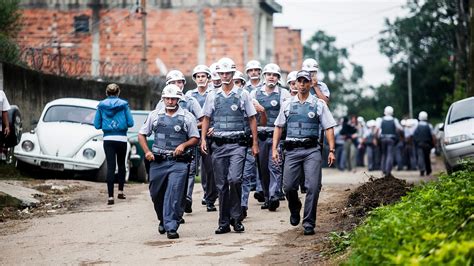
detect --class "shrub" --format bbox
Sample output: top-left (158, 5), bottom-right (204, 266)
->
top-left (345, 168), bottom-right (474, 265)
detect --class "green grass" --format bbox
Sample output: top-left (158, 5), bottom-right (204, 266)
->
top-left (344, 164), bottom-right (474, 265)
top-left (0, 163), bottom-right (32, 180)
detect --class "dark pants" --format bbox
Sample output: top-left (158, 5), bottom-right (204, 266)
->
top-left (103, 140), bottom-right (127, 197)
top-left (417, 143), bottom-right (432, 175)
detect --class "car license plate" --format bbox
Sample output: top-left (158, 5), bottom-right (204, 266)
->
top-left (40, 162), bottom-right (65, 171)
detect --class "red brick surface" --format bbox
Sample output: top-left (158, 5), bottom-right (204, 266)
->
top-left (274, 26), bottom-right (302, 74)
top-left (16, 7), bottom-right (301, 77)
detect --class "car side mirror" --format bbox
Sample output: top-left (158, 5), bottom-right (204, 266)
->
top-left (439, 123), bottom-right (444, 131)
top-left (31, 119), bottom-right (38, 127)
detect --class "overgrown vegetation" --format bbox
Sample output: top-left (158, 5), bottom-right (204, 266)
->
top-left (0, 0), bottom-right (22, 64)
top-left (345, 165), bottom-right (474, 264)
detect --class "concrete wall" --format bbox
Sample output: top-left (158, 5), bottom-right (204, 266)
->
top-left (1, 62), bottom-right (154, 131)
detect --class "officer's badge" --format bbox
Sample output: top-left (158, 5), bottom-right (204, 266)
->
top-left (308, 112), bottom-right (316, 118)
top-left (174, 125), bottom-right (182, 132)
top-left (230, 104), bottom-right (238, 111)
top-left (270, 100), bottom-right (278, 107)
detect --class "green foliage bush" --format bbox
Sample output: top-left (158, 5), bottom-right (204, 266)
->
top-left (345, 168), bottom-right (474, 265)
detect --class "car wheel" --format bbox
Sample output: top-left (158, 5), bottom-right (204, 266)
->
top-left (135, 160), bottom-right (148, 183)
top-left (15, 159), bottom-right (29, 173)
top-left (444, 159), bottom-right (453, 174)
top-left (4, 106), bottom-right (22, 148)
top-left (125, 157), bottom-right (130, 182)
top-left (96, 161), bottom-right (107, 182)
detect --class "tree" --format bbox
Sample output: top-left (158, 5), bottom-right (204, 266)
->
top-left (0, 0), bottom-right (22, 64)
top-left (303, 30), bottom-right (365, 118)
top-left (378, 0), bottom-right (470, 120)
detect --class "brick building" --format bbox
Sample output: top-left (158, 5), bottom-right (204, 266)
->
top-left (16, 0), bottom-right (302, 81)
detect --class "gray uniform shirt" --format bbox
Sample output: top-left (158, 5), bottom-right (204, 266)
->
top-left (202, 86), bottom-right (257, 137)
top-left (139, 107), bottom-right (200, 154)
top-left (274, 94), bottom-right (337, 140)
top-left (0, 90), bottom-right (11, 131)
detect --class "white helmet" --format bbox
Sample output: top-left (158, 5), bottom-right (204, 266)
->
top-left (209, 63), bottom-right (221, 81)
top-left (161, 84), bottom-right (182, 99)
top-left (216, 57), bottom-right (236, 73)
top-left (286, 71), bottom-right (298, 84)
top-left (262, 63), bottom-right (281, 77)
top-left (245, 60), bottom-right (262, 73)
top-left (233, 70), bottom-right (246, 82)
top-left (192, 65), bottom-right (211, 79)
top-left (366, 120), bottom-right (376, 128)
top-left (418, 111), bottom-right (428, 121)
top-left (166, 70), bottom-right (186, 85)
top-left (384, 106), bottom-right (394, 116)
top-left (302, 58), bottom-right (319, 72)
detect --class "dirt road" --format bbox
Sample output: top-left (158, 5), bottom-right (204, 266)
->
top-left (0, 166), bottom-right (438, 265)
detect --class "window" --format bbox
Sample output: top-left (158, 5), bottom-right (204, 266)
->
top-left (74, 15), bottom-right (90, 33)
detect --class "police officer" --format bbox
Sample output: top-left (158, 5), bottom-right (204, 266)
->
top-left (138, 84), bottom-right (199, 239)
top-left (200, 57), bottom-right (259, 234)
top-left (377, 106), bottom-right (403, 176)
top-left (413, 111), bottom-right (435, 176)
top-left (233, 71), bottom-right (246, 89)
top-left (403, 119), bottom-right (418, 170)
top-left (362, 120), bottom-right (377, 171)
top-left (243, 60), bottom-right (265, 205)
top-left (209, 63), bottom-right (222, 90)
top-left (250, 63), bottom-right (291, 211)
top-left (287, 71), bottom-right (298, 96)
top-left (302, 58), bottom-right (330, 104)
top-left (272, 70), bottom-right (336, 236)
top-left (156, 70), bottom-right (203, 217)
top-left (185, 65), bottom-right (218, 212)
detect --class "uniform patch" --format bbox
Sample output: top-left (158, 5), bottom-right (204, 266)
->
top-left (270, 100), bottom-right (278, 107)
top-left (308, 111), bottom-right (316, 118)
top-left (174, 125), bottom-right (182, 132)
top-left (230, 104), bottom-right (238, 111)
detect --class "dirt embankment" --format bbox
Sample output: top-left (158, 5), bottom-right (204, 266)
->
top-left (248, 175), bottom-right (413, 265)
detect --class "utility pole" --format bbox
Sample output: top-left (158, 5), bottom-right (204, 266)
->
top-left (407, 41), bottom-right (413, 119)
top-left (140, 0), bottom-right (148, 84)
top-left (91, 0), bottom-right (100, 77)
top-left (470, 0), bottom-right (474, 96)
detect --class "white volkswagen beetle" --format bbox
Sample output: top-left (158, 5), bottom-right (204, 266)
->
top-left (14, 98), bottom-right (130, 182)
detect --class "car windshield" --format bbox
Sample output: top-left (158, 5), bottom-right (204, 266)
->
top-left (130, 113), bottom-right (148, 133)
top-left (43, 105), bottom-right (96, 125)
top-left (448, 98), bottom-right (474, 124)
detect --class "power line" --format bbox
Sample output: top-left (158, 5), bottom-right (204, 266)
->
top-left (32, 1), bottom-right (138, 49)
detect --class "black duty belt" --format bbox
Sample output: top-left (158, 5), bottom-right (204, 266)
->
top-left (257, 131), bottom-right (274, 141)
top-left (282, 138), bottom-right (319, 150)
top-left (211, 135), bottom-right (251, 147)
top-left (153, 152), bottom-right (193, 163)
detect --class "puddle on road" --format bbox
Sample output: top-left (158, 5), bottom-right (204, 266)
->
top-left (144, 240), bottom-right (176, 246)
top-left (196, 242), bottom-right (222, 246)
top-left (199, 251), bottom-right (237, 257)
top-left (79, 260), bottom-right (112, 265)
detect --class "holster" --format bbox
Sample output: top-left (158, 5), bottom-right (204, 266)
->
top-left (257, 131), bottom-right (273, 142)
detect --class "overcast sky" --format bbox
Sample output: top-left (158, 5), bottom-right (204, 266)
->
top-left (274, 0), bottom-right (409, 87)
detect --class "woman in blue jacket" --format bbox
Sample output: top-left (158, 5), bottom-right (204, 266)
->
top-left (94, 83), bottom-right (134, 205)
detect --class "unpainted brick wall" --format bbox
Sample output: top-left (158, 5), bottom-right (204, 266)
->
top-left (17, 6), bottom-right (301, 77)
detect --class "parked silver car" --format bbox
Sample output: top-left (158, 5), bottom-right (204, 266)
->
top-left (441, 97), bottom-right (474, 172)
